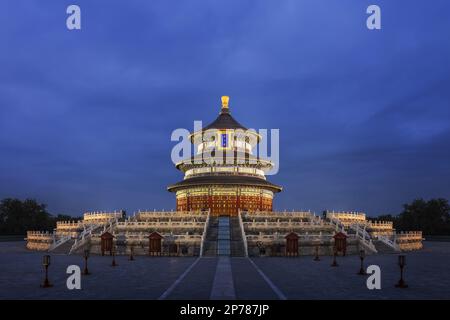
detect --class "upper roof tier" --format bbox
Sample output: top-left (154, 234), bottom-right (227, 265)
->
top-left (190, 96), bottom-right (261, 143)
top-left (203, 96), bottom-right (247, 131)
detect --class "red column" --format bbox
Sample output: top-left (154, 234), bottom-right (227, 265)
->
top-left (186, 192), bottom-right (190, 211)
top-left (208, 188), bottom-right (213, 215)
top-left (259, 191), bottom-right (263, 211)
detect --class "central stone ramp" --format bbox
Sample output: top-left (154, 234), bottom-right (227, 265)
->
top-left (217, 216), bottom-right (231, 255)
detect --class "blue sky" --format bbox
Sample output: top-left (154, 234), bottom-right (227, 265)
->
top-left (1, 0), bottom-right (449, 217)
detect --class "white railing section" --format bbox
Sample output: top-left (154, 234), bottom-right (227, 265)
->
top-left (124, 233), bottom-right (202, 243)
top-left (68, 223), bottom-right (102, 254)
top-left (242, 211), bottom-right (313, 219)
top-left (102, 218), bottom-right (118, 234)
top-left (243, 220), bottom-right (332, 229)
top-left (329, 217), bottom-right (347, 234)
top-left (116, 221), bottom-right (205, 229)
top-left (48, 234), bottom-right (72, 251)
top-left (238, 210), bottom-right (248, 257)
top-left (69, 218), bottom-right (118, 254)
top-left (377, 234), bottom-right (401, 252)
top-left (199, 211), bottom-right (211, 256)
top-left (351, 224), bottom-right (377, 253)
top-left (245, 232), bottom-right (342, 243)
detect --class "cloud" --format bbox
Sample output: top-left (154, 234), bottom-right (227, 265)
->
top-left (0, 0), bottom-right (449, 216)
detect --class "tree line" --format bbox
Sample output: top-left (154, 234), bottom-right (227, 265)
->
top-left (0, 198), bottom-right (81, 235)
top-left (375, 198), bottom-right (450, 235)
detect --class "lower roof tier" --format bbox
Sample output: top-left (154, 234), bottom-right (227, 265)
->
top-left (167, 175), bottom-right (282, 193)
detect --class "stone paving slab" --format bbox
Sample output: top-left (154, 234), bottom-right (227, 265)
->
top-left (231, 258), bottom-right (279, 300)
top-left (252, 241), bottom-right (450, 299)
top-left (210, 257), bottom-right (236, 299)
top-left (165, 257), bottom-right (218, 300)
top-left (0, 242), bottom-right (196, 300)
top-left (1, 241), bottom-right (450, 299)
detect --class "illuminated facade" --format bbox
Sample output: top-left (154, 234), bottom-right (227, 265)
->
top-left (25, 96), bottom-right (423, 255)
top-left (167, 96), bottom-right (282, 216)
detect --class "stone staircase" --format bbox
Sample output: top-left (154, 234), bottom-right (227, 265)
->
top-left (202, 216), bottom-right (218, 256)
top-left (201, 215), bottom-right (246, 256)
top-left (373, 240), bottom-right (397, 254)
top-left (50, 238), bottom-right (75, 254)
top-left (230, 217), bottom-right (246, 257)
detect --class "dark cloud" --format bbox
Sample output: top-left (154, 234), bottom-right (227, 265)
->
top-left (0, 0), bottom-right (449, 217)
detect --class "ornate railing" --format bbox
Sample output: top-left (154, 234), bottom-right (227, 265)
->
top-left (350, 224), bottom-right (377, 253)
top-left (68, 222), bottom-right (104, 254)
top-left (238, 210), bottom-right (248, 257)
top-left (48, 234), bottom-right (72, 251)
top-left (242, 211), bottom-right (313, 219)
top-left (116, 221), bottom-right (205, 228)
top-left (199, 211), bottom-right (210, 256)
top-left (245, 232), bottom-right (337, 243)
top-left (328, 217), bottom-right (347, 234)
top-left (243, 220), bottom-right (332, 229)
top-left (377, 234), bottom-right (401, 252)
top-left (135, 210), bottom-right (208, 221)
top-left (396, 231), bottom-right (423, 240)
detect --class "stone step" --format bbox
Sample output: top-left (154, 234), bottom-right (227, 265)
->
top-left (373, 240), bottom-right (397, 254)
top-left (50, 238), bottom-right (75, 254)
top-left (202, 217), bottom-right (219, 256)
top-left (229, 217), bottom-right (246, 257)
top-left (230, 241), bottom-right (245, 257)
top-left (202, 216), bottom-right (246, 256)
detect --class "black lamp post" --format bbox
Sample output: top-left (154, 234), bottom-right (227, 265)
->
top-left (331, 248), bottom-right (338, 267)
top-left (314, 244), bottom-right (320, 261)
top-left (129, 244), bottom-right (135, 261)
top-left (357, 249), bottom-right (366, 275)
top-left (83, 249), bottom-right (90, 275)
top-left (395, 255), bottom-right (408, 288)
top-left (40, 255), bottom-right (53, 288)
top-left (111, 246), bottom-right (118, 267)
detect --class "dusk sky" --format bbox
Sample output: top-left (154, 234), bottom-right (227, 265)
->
top-left (1, 0), bottom-right (449, 217)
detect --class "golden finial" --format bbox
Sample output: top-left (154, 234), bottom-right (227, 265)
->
top-left (221, 96), bottom-right (229, 109)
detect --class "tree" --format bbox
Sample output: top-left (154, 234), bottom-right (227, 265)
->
top-left (0, 198), bottom-right (54, 235)
top-left (53, 214), bottom-right (82, 222)
top-left (397, 198), bottom-right (450, 235)
top-left (373, 214), bottom-right (397, 223)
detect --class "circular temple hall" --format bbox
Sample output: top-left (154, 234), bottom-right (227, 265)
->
top-left (167, 96), bottom-right (282, 216)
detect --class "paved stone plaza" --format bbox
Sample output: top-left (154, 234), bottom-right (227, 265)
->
top-left (0, 241), bottom-right (449, 299)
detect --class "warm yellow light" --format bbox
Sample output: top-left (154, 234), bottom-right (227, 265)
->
top-left (221, 96), bottom-right (229, 108)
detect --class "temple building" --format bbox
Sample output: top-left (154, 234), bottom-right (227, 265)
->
top-left (168, 96), bottom-right (281, 216)
top-left (25, 96), bottom-right (424, 256)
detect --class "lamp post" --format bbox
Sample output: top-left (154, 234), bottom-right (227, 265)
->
top-left (129, 244), bottom-right (135, 261)
top-left (314, 244), bottom-right (320, 261)
top-left (83, 249), bottom-right (90, 275)
top-left (331, 248), bottom-right (338, 267)
top-left (40, 255), bottom-right (53, 288)
top-left (111, 246), bottom-right (118, 267)
top-left (395, 255), bottom-right (408, 288)
top-left (357, 250), bottom-right (366, 275)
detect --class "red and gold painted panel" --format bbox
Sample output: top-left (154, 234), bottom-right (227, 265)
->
top-left (176, 190), bottom-right (273, 216)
